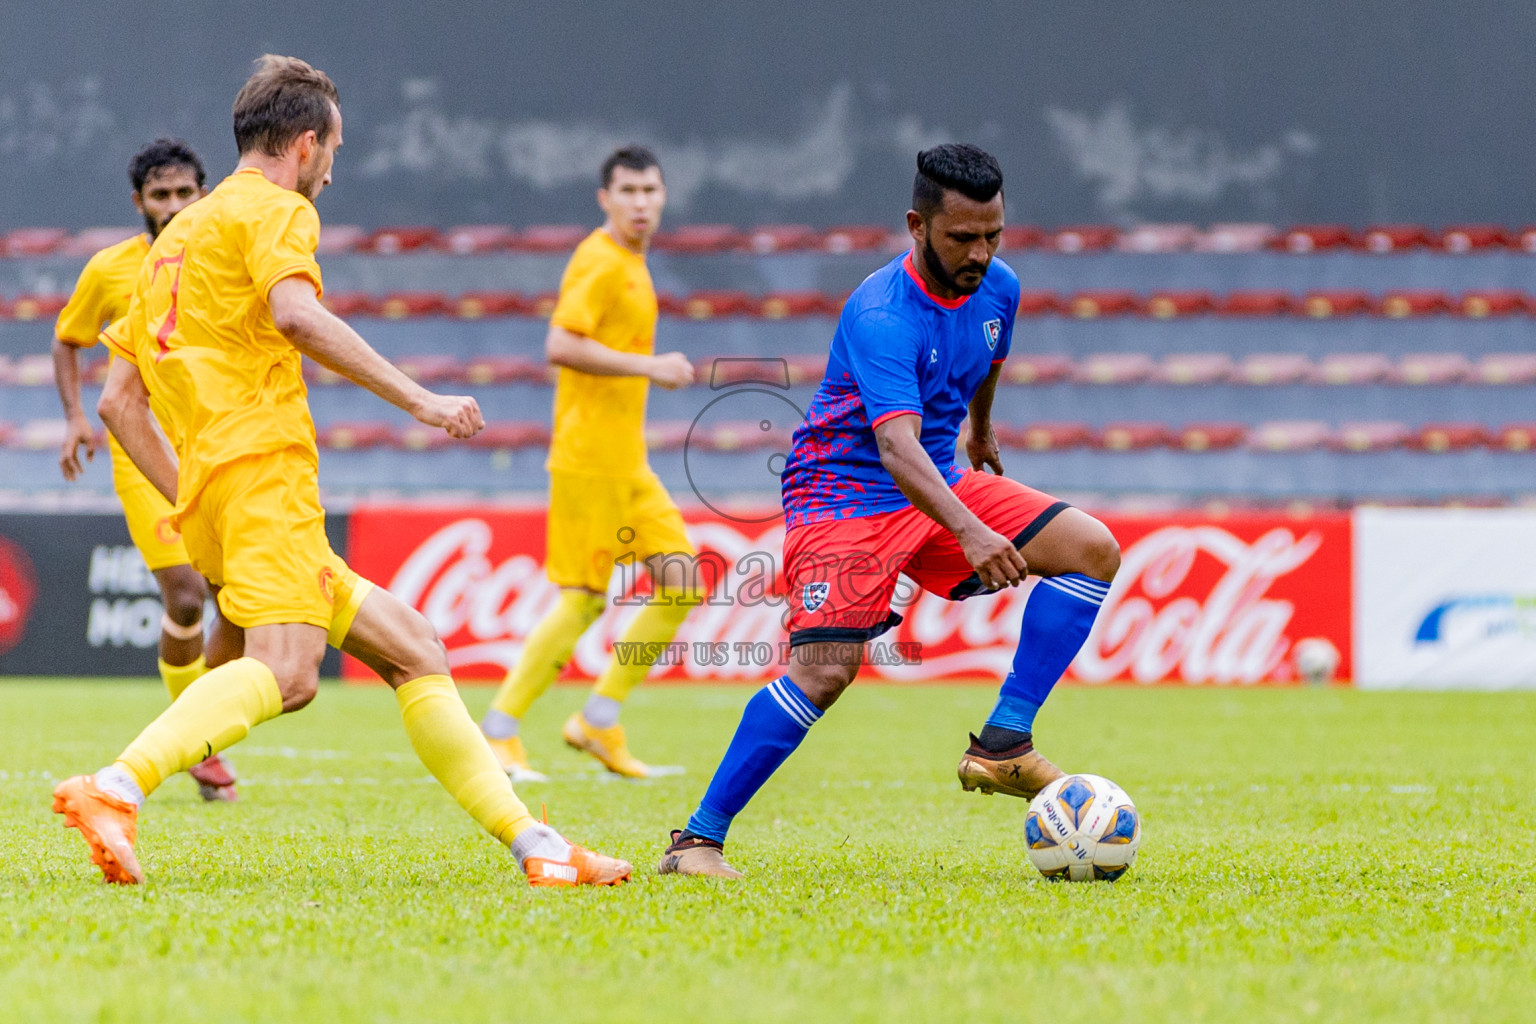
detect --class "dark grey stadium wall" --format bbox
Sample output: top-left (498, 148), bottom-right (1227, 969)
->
top-left (2, 2), bottom-right (1532, 230)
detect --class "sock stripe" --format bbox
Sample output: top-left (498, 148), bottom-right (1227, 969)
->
top-left (1041, 576), bottom-right (1109, 605)
top-left (767, 677), bottom-right (820, 730)
top-left (1052, 572), bottom-right (1112, 595)
top-left (776, 677), bottom-right (823, 724)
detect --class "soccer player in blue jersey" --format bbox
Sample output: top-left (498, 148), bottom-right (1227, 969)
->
top-left (659, 144), bottom-right (1122, 878)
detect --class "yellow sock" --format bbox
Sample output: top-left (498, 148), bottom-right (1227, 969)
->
top-left (115, 656), bottom-right (282, 797)
top-left (396, 675), bottom-right (535, 844)
top-left (592, 589), bottom-right (701, 702)
top-left (489, 590), bottom-right (606, 719)
top-left (158, 655), bottom-right (208, 701)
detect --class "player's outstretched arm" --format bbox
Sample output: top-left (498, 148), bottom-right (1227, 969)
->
top-left (269, 277), bottom-right (484, 438)
top-left (874, 413), bottom-right (1026, 590)
top-left (51, 336), bottom-right (97, 480)
top-left (97, 356), bottom-right (179, 504)
top-left (545, 324), bottom-right (695, 389)
top-left (965, 362), bottom-right (1005, 475)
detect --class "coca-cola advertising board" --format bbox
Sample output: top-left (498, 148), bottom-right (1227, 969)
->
top-left (345, 507), bottom-right (1352, 685)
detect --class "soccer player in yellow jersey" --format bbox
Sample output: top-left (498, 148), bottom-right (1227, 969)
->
top-left (50, 55), bottom-right (629, 888)
top-left (51, 139), bottom-right (238, 802)
top-left (481, 146), bottom-right (701, 781)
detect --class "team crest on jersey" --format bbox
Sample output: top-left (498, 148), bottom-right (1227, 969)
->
top-left (803, 582), bottom-right (831, 613)
top-left (982, 319), bottom-right (1003, 350)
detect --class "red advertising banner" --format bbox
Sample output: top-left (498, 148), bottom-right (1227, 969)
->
top-left (345, 507), bottom-right (1351, 685)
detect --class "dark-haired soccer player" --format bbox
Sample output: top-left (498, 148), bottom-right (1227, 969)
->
top-left (51, 139), bottom-right (237, 802)
top-left (660, 144), bottom-right (1121, 878)
top-left (480, 145), bottom-right (699, 781)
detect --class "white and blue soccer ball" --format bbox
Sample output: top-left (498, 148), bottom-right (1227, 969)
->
top-left (1024, 774), bottom-right (1140, 882)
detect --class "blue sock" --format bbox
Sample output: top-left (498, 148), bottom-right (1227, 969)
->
top-left (985, 573), bottom-right (1110, 736)
top-left (684, 676), bottom-right (822, 844)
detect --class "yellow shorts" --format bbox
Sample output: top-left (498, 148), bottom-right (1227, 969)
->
top-left (546, 467), bottom-right (694, 592)
top-left (111, 435), bottom-right (190, 572)
top-left (178, 448), bottom-right (373, 643)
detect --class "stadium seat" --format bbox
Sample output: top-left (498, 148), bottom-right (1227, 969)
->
top-left (1313, 353), bottom-right (1394, 385)
top-left (1475, 353), bottom-right (1536, 385)
top-left (1274, 225), bottom-right (1355, 252)
top-left (1218, 290), bottom-right (1294, 316)
top-left (1157, 353), bottom-right (1236, 385)
top-left (512, 225), bottom-right (587, 252)
top-left (1495, 424), bottom-right (1536, 451)
top-left (1379, 290), bottom-right (1450, 317)
top-left (1016, 290), bottom-right (1060, 316)
top-left (394, 354), bottom-right (463, 383)
top-left (1459, 290), bottom-right (1527, 317)
top-left (7, 354), bottom-right (55, 386)
top-left (1438, 225), bottom-right (1511, 252)
top-left (7, 294), bottom-right (68, 321)
top-left (1145, 290), bottom-right (1215, 318)
top-left (463, 421), bottom-right (550, 450)
top-left (1097, 422), bottom-right (1172, 450)
top-left (1249, 420), bottom-right (1331, 451)
top-left (3, 228), bottom-right (68, 256)
top-left (1177, 422), bottom-right (1248, 451)
top-left (823, 225), bottom-right (895, 253)
top-left (1116, 223), bottom-right (1197, 253)
top-left (702, 420), bottom-right (795, 452)
top-left (1359, 225), bottom-right (1431, 253)
top-left (379, 292), bottom-right (450, 318)
top-left (302, 360), bottom-right (346, 385)
top-left (316, 224), bottom-right (367, 255)
top-left (1238, 353), bottom-right (1314, 385)
top-left (1001, 354), bottom-right (1074, 385)
top-left (997, 422), bottom-right (1093, 451)
top-left (1392, 353), bottom-right (1473, 385)
top-left (0, 421), bottom-right (12, 448)
top-left (1301, 290), bottom-right (1374, 317)
top-left (316, 422), bottom-right (394, 450)
top-left (456, 291), bottom-right (529, 318)
top-left (1067, 290), bottom-right (1140, 318)
top-left (322, 292), bottom-right (380, 318)
top-left (445, 225), bottom-right (517, 254)
top-left (784, 354), bottom-right (829, 385)
top-left (1073, 352), bottom-right (1157, 384)
top-left (656, 293), bottom-right (688, 318)
top-left (62, 227), bottom-right (138, 257)
top-left (14, 419), bottom-right (66, 450)
top-left (999, 226), bottom-right (1044, 251)
top-left (757, 291), bottom-right (838, 318)
top-left (391, 425), bottom-right (452, 451)
top-left (528, 292), bottom-right (560, 318)
top-left (652, 224), bottom-right (746, 253)
top-left (1517, 227), bottom-right (1536, 254)
top-left (1331, 421), bottom-right (1411, 452)
top-left (1046, 225), bottom-right (1117, 253)
top-left (1192, 223), bottom-right (1277, 252)
top-left (83, 358), bottom-right (111, 385)
top-left (645, 420), bottom-right (692, 451)
top-left (681, 291), bottom-right (753, 319)
top-left (463, 355), bottom-right (550, 385)
top-left (1413, 423), bottom-right (1487, 452)
top-left (705, 357), bottom-right (797, 387)
top-left (748, 225), bottom-right (819, 253)
top-left (363, 227), bottom-right (445, 254)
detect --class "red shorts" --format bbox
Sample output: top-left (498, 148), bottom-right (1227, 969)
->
top-left (782, 470), bottom-right (1068, 645)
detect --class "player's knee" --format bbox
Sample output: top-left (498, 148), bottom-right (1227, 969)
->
top-left (384, 610), bottom-right (450, 688)
top-left (157, 571), bottom-right (208, 626)
top-left (274, 664), bottom-right (321, 712)
top-left (1080, 520), bottom-right (1121, 582)
top-left (790, 659), bottom-right (858, 711)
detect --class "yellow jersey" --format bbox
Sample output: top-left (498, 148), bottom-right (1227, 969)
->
top-left (117, 167), bottom-right (324, 516)
top-left (547, 228), bottom-right (658, 477)
top-left (55, 233), bottom-right (151, 347)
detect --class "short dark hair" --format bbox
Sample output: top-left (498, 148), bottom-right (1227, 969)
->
top-left (129, 138), bottom-right (206, 192)
top-left (912, 143), bottom-right (1003, 219)
top-left (232, 54), bottom-right (340, 157)
top-left (601, 145), bottom-right (661, 188)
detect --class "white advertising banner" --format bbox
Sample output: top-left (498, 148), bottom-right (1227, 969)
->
top-left (1355, 508), bottom-right (1536, 689)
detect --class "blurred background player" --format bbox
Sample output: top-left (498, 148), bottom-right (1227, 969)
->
top-left (51, 55), bottom-right (630, 888)
top-left (660, 145), bottom-right (1122, 878)
top-left (479, 146), bottom-right (701, 781)
top-left (50, 139), bottom-right (237, 802)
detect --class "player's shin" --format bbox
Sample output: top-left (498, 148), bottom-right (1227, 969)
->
top-left (587, 589), bottom-right (700, 721)
top-left (484, 590), bottom-right (606, 732)
top-left (682, 676), bottom-right (822, 844)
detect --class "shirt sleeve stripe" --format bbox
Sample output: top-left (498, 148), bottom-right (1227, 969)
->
top-left (870, 409), bottom-right (920, 429)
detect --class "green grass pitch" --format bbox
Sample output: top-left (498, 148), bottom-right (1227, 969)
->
top-left (2, 679), bottom-right (1533, 1023)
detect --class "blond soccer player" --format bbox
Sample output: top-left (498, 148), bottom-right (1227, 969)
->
top-left (480, 146), bottom-right (700, 781)
top-left (50, 55), bottom-right (630, 888)
top-left (51, 138), bottom-right (237, 801)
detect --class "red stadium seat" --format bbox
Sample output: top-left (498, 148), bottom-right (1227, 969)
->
top-left (322, 292), bottom-right (380, 318)
top-left (1072, 353), bottom-right (1157, 385)
top-left (646, 421), bottom-right (692, 451)
top-left (456, 291), bottom-right (529, 318)
top-left (1359, 225), bottom-right (1431, 253)
top-left (1459, 290), bottom-right (1527, 317)
top-left (62, 227), bottom-right (138, 257)
top-left (784, 354), bottom-right (829, 385)
top-left (1192, 223), bottom-right (1278, 253)
top-left (704, 358), bottom-right (794, 387)
top-left (1475, 353), bottom-right (1536, 385)
top-left (1001, 355), bottom-right (1074, 385)
top-left (317, 422), bottom-right (394, 450)
top-left (1237, 354), bottom-right (1314, 386)
top-left (512, 225), bottom-right (588, 253)
top-left (1177, 422), bottom-right (1248, 451)
top-left (1517, 227), bottom-right (1536, 254)
top-left (445, 225), bottom-right (517, 254)
top-left (379, 292), bottom-right (450, 319)
top-left (364, 227), bottom-right (445, 254)
top-left (999, 422), bottom-right (1093, 451)
top-left (702, 420), bottom-right (795, 452)
top-left (0, 421), bottom-right (12, 448)
top-left (394, 355), bottom-right (463, 383)
top-left (1274, 225), bottom-right (1355, 252)
top-left (1046, 225), bottom-right (1117, 253)
top-left (1437, 225), bottom-right (1511, 253)
top-left (1413, 423), bottom-right (1487, 452)
top-left (748, 225), bottom-right (819, 253)
top-left (1301, 290), bottom-right (1374, 317)
top-left (1157, 353), bottom-right (1236, 385)
top-left (394, 424), bottom-right (453, 451)
top-left (999, 226), bottom-right (1044, 251)
top-left (1145, 290), bottom-right (1215, 318)
top-left (463, 355), bottom-right (550, 385)
top-left (1250, 421), bottom-right (1331, 452)
top-left (757, 291), bottom-right (838, 319)
top-left (1332, 421), bottom-right (1411, 452)
top-left (1097, 422), bottom-right (1172, 451)
top-left (1217, 290), bottom-right (1294, 316)
top-left (4, 228), bottom-right (68, 256)
top-left (1067, 290), bottom-right (1140, 318)
top-left (1116, 223), bottom-right (1196, 253)
top-left (1392, 353), bottom-right (1473, 385)
top-left (1016, 291), bottom-right (1060, 316)
top-left (1494, 424), bottom-right (1536, 451)
top-left (528, 292), bottom-right (561, 318)
top-left (302, 360), bottom-right (346, 386)
top-left (83, 357), bottom-right (111, 385)
top-left (316, 224), bottom-right (367, 255)
top-left (1313, 353), bottom-right (1394, 385)
top-left (8, 294), bottom-right (68, 321)
top-left (823, 225), bottom-right (895, 253)
top-left (464, 421), bottom-right (550, 450)
top-left (14, 419), bottom-right (67, 449)
top-left (655, 293), bottom-right (688, 318)
top-left (652, 224), bottom-right (746, 253)
top-left (681, 291), bottom-right (753, 319)
top-left (1379, 290), bottom-right (1450, 317)
top-left (7, 355), bottom-right (54, 386)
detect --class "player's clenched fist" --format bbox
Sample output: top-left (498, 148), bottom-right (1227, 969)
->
top-left (648, 351), bottom-right (695, 390)
top-left (415, 393), bottom-right (485, 438)
top-left (958, 522), bottom-right (1027, 590)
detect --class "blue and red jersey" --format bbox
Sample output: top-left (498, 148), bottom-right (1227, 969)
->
top-left (781, 250), bottom-right (1019, 528)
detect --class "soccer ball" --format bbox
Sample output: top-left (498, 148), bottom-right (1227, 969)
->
top-left (1024, 774), bottom-right (1140, 881)
top-left (1293, 637), bottom-right (1340, 685)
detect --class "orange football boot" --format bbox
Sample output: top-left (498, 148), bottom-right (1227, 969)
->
top-left (52, 775), bottom-right (143, 885)
top-left (524, 843), bottom-right (634, 887)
